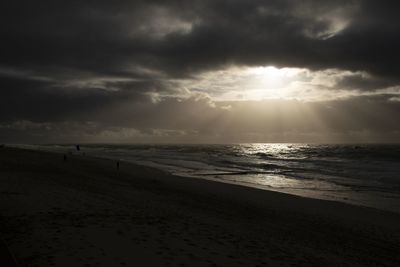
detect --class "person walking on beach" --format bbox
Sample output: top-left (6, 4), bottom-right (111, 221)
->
top-left (116, 160), bottom-right (120, 169)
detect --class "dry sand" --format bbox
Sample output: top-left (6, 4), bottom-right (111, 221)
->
top-left (1, 147), bottom-right (400, 266)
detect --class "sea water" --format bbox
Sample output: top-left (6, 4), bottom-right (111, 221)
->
top-left (15, 143), bottom-right (400, 213)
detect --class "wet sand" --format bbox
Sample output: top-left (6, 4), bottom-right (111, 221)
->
top-left (1, 147), bottom-right (400, 266)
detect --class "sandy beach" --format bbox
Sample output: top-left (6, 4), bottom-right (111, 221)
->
top-left (1, 147), bottom-right (400, 266)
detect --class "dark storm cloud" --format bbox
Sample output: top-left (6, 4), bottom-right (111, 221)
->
top-left (2, 0), bottom-right (400, 78)
top-left (0, 73), bottom-right (161, 122)
top-left (1, 0), bottom-right (400, 142)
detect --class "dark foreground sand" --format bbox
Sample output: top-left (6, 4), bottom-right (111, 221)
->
top-left (1, 147), bottom-right (400, 266)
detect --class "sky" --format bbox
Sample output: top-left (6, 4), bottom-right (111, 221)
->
top-left (1, 0), bottom-right (400, 143)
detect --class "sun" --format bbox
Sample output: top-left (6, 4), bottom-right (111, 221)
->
top-left (241, 66), bottom-right (304, 100)
top-left (174, 65), bottom-right (309, 101)
top-left (246, 66), bottom-right (301, 81)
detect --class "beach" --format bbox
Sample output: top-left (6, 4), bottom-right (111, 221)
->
top-left (1, 147), bottom-right (400, 266)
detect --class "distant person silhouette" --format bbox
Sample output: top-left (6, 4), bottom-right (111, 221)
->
top-left (76, 145), bottom-right (80, 151)
top-left (117, 161), bottom-right (120, 169)
top-left (63, 154), bottom-right (67, 161)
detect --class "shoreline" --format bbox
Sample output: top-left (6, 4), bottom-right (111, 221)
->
top-left (7, 145), bottom-right (399, 215)
top-left (1, 147), bottom-right (400, 266)
top-left (11, 143), bottom-right (400, 214)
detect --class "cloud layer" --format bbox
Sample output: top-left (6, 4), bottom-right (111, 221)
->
top-left (1, 0), bottom-right (400, 142)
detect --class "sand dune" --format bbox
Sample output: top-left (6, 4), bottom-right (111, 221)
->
top-left (1, 147), bottom-right (400, 266)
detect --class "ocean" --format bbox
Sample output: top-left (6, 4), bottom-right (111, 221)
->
top-left (15, 143), bottom-right (400, 213)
